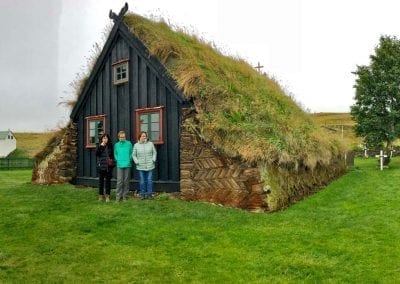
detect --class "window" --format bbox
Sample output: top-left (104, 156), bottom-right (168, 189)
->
top-left (135, 106), bottom-right (164, 144)
top-left (85, 115), bottom-right (106, 148)
top-left (112, 60), bottom-right (129, 85)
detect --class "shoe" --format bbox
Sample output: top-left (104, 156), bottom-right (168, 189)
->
top-left (98, 195), bottom-right (104, 201)
top-left (105, 195), bottom-right (110, 203)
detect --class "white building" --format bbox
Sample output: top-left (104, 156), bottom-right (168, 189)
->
top-left (0, 130), bottom-right (17, 157)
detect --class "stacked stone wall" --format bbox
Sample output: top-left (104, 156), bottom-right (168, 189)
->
top-left (32, 122), bottom-right (77, 184)
top-left (180, 113), bottom-right (267, 211)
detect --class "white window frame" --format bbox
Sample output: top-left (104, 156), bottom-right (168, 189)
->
top-left (112, 60), bottom-right (129, 85)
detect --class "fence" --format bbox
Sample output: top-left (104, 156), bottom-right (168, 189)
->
top-left (353, 150), bottom-right (400, 158)
top-left (0, 158), bottom-right (35, 170)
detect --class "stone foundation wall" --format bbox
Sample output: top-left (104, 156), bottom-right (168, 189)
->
top-left (180, 113), bottom-right (267, 211)
top-left (32, 122), bottom-right (77, 184)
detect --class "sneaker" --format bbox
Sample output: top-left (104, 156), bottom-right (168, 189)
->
top-left (98, 195), bottom-right (103, 201)
top-left (105, 195), bottom-right (110, 203)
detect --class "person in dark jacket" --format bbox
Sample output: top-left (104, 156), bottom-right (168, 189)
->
top-left (96, 133), bottom-right (114, 202)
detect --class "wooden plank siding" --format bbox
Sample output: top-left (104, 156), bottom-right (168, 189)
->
top-left (74, 31), bottom-right (185, 192)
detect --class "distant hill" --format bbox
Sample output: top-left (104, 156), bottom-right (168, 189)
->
top-left (311, 112), bottom-right (362, 149)
top-left (311, 112), bottom-right (354, 126)
top-left (9, 132), bottom-right (55, 158)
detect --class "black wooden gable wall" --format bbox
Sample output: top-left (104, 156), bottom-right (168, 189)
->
top-left (74, 27), bottom-right (185, 191)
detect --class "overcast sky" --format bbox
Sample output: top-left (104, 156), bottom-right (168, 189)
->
top-left (1, 0), bottom-right (400, 132)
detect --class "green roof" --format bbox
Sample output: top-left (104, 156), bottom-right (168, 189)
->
top-left (0, 131), bottom-right (13, 140)
top-left (123, 14), bottom-right (346, 167)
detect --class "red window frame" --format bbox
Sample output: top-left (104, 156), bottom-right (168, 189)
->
top-left (85, 115), bottom-right (106, 148)
top-left (112, 59), bottom-right (129, 85)
top-left (135, 106), bottom-right (164, 145)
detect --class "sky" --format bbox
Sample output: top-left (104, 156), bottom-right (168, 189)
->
top-left (2, 0), bottom-right (400, 132)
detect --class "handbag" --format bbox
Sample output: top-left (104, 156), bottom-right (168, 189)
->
top-left (108, 158), bottom-right (115, 168)
top-left (107, 147), bottom-right (115, 168)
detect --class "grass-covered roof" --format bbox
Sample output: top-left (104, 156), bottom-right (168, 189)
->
top-left (124, 14), bottom-right (346, 168)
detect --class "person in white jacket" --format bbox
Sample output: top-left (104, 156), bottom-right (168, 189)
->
top-left (132, 131), bottom-right (157, 199)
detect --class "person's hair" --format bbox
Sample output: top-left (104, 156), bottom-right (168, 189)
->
top-left (99, 133), bottom-right (112, 146)
top-left (138, 131), bottom-right (148, 141)
top-left (118, 131), bottom-right (126, 138)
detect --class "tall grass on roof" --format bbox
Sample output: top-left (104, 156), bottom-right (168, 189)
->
top-left (125, 14), bottom-right (346, 167)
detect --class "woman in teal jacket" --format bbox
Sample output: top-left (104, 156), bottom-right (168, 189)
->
top-left (114, 131), bottom-right (133, 202)
top-left (132, 131), bottom-right (157, 199)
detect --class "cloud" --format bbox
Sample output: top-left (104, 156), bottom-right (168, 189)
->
top-left (0, 0), bottom-right (63, 131)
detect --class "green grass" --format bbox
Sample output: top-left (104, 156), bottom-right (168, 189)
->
top-left (1, 158), bottom-right (399, 282)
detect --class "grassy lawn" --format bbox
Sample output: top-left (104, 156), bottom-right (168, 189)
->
top-left (0, 158), bottom-right (399, 282)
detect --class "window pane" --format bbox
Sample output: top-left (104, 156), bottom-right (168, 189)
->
top-left (151, 131), bottom-right (159, 141)
top-left (140, 123), bottom-right (148, 132)
top-left (150, 112), bottom-right (159, 123)
top-left (151, 122), bottom-right (159, 131)
top-left (97, 121), bottom-right (104, 136)
top-left (121, 66), bottom-right (127, 78)
top-left (90, 121), bottom-right (96, 131)
top-left (140, 114), bottom-right (148, 124)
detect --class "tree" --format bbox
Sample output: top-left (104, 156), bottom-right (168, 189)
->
top-left (351, 35), bottom-right (400, 151)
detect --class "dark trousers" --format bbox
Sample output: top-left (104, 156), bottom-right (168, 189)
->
top-left (99, 170), bottom-right (112, 195)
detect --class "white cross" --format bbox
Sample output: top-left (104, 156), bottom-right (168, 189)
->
top-left (364, 147), bottom-right (368, 158)
top-left (375, 150), bottom-right (388, 171)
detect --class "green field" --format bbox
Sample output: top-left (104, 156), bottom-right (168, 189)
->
top-left (10, 132), bottom-right (54, 158)
top-left (0, 158), bottom-right (399, 282)
top-left (311, 112), bottom-right (362, 148)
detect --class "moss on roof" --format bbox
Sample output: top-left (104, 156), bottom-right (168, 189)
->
top-left (124, 14), bottom-right (346, 167)
top-left (126, 15), bottom-right (347, 167)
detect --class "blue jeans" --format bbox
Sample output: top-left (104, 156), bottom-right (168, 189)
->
top-left (138, 170), bottom-right (153, 198)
